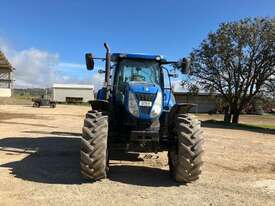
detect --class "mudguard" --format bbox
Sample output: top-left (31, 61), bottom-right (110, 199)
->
top-left (89, 100), bottom-right (110, 112)
top-left (97, 88), bottom-right (107, 100)
top-left (168, 103), bottom-right (196, 126)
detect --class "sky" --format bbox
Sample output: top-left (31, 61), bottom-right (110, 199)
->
top-left (0, 0), bottom-right (274, 90)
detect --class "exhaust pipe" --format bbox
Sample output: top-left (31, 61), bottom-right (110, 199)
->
top-left (104, 43), bottom-right (111, 87)
top-left (104, 43), bottom-right (111, 100)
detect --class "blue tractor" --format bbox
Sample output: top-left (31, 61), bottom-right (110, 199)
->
top-left (80, 43), bottom-right (204, 183)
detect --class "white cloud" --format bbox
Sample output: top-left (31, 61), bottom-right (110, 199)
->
top-left (0, 39), bottom-right (95, 88)
top-left (58, 62), bottom-right (86, 69)
top-left (11, 48), bottom-right (59, 88)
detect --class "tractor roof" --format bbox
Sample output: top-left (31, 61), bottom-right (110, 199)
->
top-left (111, 53), bottom-right (167, 62)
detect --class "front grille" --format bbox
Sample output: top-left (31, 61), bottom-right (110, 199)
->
top-left (135, 93), bottom-right (156, 115)
top-left (139, 106), bottom-right (151, 114)
top-left (135, 93), bottom-right (156, 102)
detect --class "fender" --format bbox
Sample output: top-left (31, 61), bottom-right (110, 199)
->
top-left (89, 100), bottom-right (110, 112)
top-left (168, 103), bottom-right (196, 126)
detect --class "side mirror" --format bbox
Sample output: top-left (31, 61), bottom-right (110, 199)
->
top-left (85, 53), bottom-right (94, 70)
top-left (178, 58), bottom-right (191, 74)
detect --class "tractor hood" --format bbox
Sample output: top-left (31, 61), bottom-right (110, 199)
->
top-left (128, 82), bottom-right (160, 94)
top-left (126, 82), bottom-right (162, 120)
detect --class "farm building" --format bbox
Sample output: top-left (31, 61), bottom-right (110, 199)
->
top-left (174, 92), bottom-right (218, 113)
top-left (0, 51), bottom-right (14, 97)
top-left (53, 84), bottom-right (94, 103)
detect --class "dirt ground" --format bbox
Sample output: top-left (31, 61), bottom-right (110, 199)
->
top-left (0, 105), bottom-right (275, 206)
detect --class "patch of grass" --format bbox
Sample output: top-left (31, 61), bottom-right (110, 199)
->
top-left (0, 97), bottom-right (32, 105)
top-left (13, 94), bottom-right (36, 99)
top-left (249, 124), bottom-right (275, 129)
top-left (202, 120), bottom-right (275, 134)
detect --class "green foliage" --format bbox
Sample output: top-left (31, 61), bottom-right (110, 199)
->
top-left (185, 17), bottom-right (275, 123)
top-left (203, 119), bottom-right (275, 134)
top-left (12, 88), bottom-right (52, 99)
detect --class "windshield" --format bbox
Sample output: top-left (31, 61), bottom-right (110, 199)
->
top-left (116, 59), bottom-right (160, 85)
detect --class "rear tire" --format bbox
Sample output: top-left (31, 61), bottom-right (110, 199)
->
top-left (80, 110), bottom-right (109, 180)
top-left (168, 114), bottom-right (204, 183)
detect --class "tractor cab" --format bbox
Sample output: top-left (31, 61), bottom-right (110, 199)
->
top-left (111, 53), bottom-right (167, 120)
top-left (95, 53), bottom-right (178, 120)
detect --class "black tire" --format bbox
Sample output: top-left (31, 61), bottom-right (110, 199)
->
top-left (33, 102), bottom-right (40, 108)
top-left (50, 103), bottom-right (56, 108)
top-left (80, 110), bottom-right (108, 180)
top-left (168, 114), bottom-right (204, 183)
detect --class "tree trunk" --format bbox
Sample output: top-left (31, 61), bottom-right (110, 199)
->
top-left (223, 106), bottom-right (232, 123)
top-left (232, 113), bottom-right (240, 124)
top-left (224, 113), bottom-right (232, 123)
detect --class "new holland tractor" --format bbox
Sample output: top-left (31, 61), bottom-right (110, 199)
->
top-left (80, 43), bottom-right (204, 183)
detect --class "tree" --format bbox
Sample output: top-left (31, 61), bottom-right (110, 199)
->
top-left (185, 17), bottom-right (275, 123)
top-left (264, 78), bottom-right (275, 101)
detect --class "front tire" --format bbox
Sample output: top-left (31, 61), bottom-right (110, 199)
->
top-left (169, 114), bottom-right (204, 183)
top-left (80, 110), bottom-right (108, 180)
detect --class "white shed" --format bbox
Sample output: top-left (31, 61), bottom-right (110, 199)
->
top-left (0, 51), bottom-right (14, 97)
top-left (52, 84), bottom-right (94, 103)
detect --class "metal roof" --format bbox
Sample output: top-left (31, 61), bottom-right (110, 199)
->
top-left (0, 51), bottom-right (13, 70)
top-left (53, 84), bottom-right (94, 89)
top-left (111, 53), bottom-right (166, 62)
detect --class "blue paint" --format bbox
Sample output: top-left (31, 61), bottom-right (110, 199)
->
top-left (163, 89), bottom-right (175, 110)
top-left (128, 82), bottom-right (159, 94)
top-left (123, 81), bottom-right (175, 120)
top-left (97, 88), bottom-right (107, 100)
top-left (111, 53), bottom-right (166, 62)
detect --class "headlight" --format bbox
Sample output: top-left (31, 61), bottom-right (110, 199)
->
top-left (150, 91), bottom-right (162, 118)
top-left (128, 91), bottom-right (139, 117)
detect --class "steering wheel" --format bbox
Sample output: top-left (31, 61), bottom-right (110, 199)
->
top-left (131, 74), bottom-right (145, 81)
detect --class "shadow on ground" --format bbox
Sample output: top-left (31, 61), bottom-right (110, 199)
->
top-left (23, 131), bottom-right (82, 136)
top-left (109, 165), bottom-right (179, 187)
top-left (0, 136), bottom-right (177, 186)
top-left (202, 120), bottom-right (275, 135)
top-left (0, 136), bottom-right (83, 184)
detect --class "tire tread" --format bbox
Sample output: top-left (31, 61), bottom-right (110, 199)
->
top-left (80, 110), bottom-right (108, 181)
